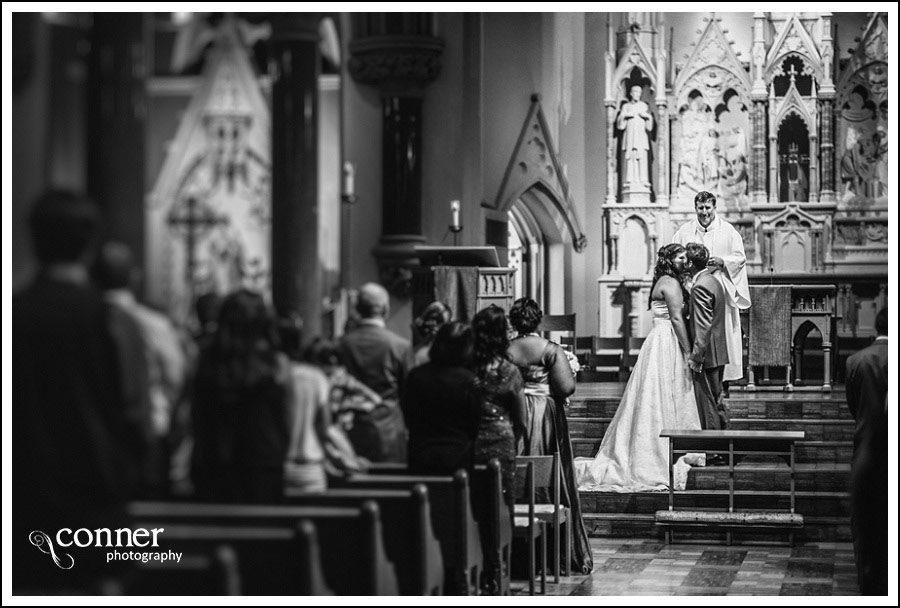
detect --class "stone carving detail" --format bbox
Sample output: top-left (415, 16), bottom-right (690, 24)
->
top-left (348, 50), bottom-right (443, 86)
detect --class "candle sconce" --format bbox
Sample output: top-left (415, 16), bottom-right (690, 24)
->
top-left (449, 223), bottom-right (463, 246)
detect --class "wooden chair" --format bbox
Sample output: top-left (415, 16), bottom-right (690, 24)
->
top-left (513, 461), bottom-right (547, 595)
top-left (514, 454), bottom-right (571, 581)
top-left (339, 471), bottom-right (482, 595)
top-left (129, 501), bottom-right (398, 595)
top-left (540, 313), bottom-right (576, 350)
top-left (471, 459), bottom-right (513, 596)
top-left (286, 486), bottom-right (445, 595)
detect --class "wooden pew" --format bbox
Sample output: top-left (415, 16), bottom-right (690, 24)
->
top-left (129, 501), bottom-right (398, 595)
top-left (339, 470), bottom-right (483, 595)
top-left (286, 486), bottom-right (444, 595)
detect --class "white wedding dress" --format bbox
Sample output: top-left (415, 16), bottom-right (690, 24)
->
top-left (575, 300), bottom-right (701, 492)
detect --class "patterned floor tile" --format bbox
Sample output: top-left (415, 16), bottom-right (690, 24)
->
top-left (681, 567), bottom-right (739, 588)
top-left (780, 582), bottom-right (833, 595)
top-left (594, 557), bottom-right (653, 574)
top-left (697, 549), bottom-right (748, 566)
top-left (785, 559), bottom-right (834, 579)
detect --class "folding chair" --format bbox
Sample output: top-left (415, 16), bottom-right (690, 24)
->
top-left (514, 454), bottom-right (571, 582)
top-left (513, 461), bottom-right (547, 595)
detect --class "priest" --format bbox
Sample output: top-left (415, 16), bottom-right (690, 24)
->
top-left (672, 190), bottom-right (751, 383)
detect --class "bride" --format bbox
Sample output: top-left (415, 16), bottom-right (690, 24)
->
top-left (575, 243), bottom-right (701, 491)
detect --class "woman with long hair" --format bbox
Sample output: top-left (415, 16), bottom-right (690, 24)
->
top-left (574, 243), bottom-right (700, 492)
top-left (191, 289), bottom-right (291, 503)
top-left (507, 297), bottom-right (593, 574)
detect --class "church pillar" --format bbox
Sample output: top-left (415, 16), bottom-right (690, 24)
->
top-left (604, 17), bottom-right (618, 205)
top-left (270, 14), bottom-right (322, 334)
top-left (809, 134), bottom-right (819, 203)
top-left (86, 13), bottom-right (146, 268)
top-left (751, 101), bottom-right (768, 202)
top-left (349, 16), bottom-right (444, 296)
top-left (767, 88), bottom-right (778, 203)
top-left (819, 99), bottom-right (836, 200)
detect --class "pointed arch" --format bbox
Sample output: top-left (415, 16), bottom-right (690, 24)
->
top-left (492, 95), bottom-right (587, 252)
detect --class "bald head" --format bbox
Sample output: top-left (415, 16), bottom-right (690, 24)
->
top-left (356, 282), bottom-right (389, 319)
top-left (93, 241), bottom-right (136, 291)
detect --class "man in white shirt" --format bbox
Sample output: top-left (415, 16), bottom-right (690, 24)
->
top-left (672, 191), bottom-right (751, 384)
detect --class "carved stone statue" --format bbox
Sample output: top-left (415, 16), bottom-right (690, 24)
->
top-left (617, 84), bottom-right (654, 190)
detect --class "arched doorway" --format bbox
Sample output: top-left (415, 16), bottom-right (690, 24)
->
top-left (507, 184), bottom-right (568, 313)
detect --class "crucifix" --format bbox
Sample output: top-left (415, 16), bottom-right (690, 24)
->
top-left (786, 63), bottom-right (798, 84)
top-left (166, 194), bottom-right (228, 301)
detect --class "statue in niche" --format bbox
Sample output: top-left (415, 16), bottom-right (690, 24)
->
top-left (676, 93), bottom-right (711, 198)
top-left (841, 128), bottom-right (876, 201)
top-left (617, 84), bottom-right (654, 191)
top-left (698, 128), bottom-right (722, 191)
top-left (785, 143), bottom-right (808, 203)
top-left (872, 126), bottom-right (888, 198)
top-left (714, 92), bottom-right (750, 205)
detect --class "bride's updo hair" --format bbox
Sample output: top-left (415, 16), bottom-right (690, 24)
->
top-left (649, 243), bottom-right (688, 309)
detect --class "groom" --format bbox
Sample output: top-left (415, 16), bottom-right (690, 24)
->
top-left (684, 242), bottom-right (730, 432)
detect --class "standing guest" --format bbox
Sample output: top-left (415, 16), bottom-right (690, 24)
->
top-left (191, 289), bottom-right (290, 503)
top-left (338, 282), bottom-right (411, 462)
top-left (470, 307), bottom-right (526, 504)
top-left (93, 241), bottom-right (189, 497)
top-left (412, 300), bottom-right (453, 367)
top-left (672, 190), bottom-right (750, 388)
top-left (284, 347), bottom-right (332, 495)
top-left (507, 298), bottom-right (593, 574)
top-left (845, 307), bottom-right (888, 595)
top-left (403, 322), bottom-right (483, 476)
top-left (14, 190), bottom-right (145, 591)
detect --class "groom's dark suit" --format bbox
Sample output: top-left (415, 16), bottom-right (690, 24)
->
top-left (690, 269), bottom-right (730, 429)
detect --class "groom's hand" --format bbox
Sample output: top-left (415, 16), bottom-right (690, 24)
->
top-left (688, 360), bottom-right (703, 373)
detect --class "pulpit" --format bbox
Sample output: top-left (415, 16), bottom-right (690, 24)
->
top-left (412, 246), bottom-right (516, 324)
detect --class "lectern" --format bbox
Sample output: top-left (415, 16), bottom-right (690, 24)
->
top-left (412, 246), bottom-right (516, 323)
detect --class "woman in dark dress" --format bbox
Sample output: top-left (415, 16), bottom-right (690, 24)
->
top-left (191, 289), bottom-right (291, 504)
top-left (507, 297), bottom-right (594, 574)
top-left (470, 306), bottom-right (527, 595)
top-left (402, 321), bottom-right (483, 475)
top-left (470, 306), bottom-right (527, 506)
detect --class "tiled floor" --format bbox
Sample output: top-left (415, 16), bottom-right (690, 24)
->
top-left (510, 537), bottom-right (860, 596)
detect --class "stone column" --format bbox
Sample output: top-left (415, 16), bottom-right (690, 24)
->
top-left (270, 14), bottom-right (322, 334)
top-left (349, 18), bottom-right (444, 296)
top-left (768, 89), bottom-right (778, 203)
top-left (751, 101), bottom-right (768, 202)
top-left (87, 13), bottom-right (146, 267)
top-left (819, 99), bottom-right (836, 199)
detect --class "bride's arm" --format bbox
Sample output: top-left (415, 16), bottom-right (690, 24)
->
top-left (661, 277), bottom-right (692, 355)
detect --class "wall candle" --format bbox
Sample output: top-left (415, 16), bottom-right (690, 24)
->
top-left (342, 161), bottom-right (355, 197)
top-left (451, 200), bottom-right (460, 227)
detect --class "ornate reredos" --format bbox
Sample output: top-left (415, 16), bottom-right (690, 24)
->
top-left (612, 36), bottom-right (657, 101)
top-left (759, 203), bottom-right (829, 231)
top-left (765, 13), bottom-right (824, 84)
top-left (774, 79), bottom-right (816, 131)
top-left (673, 14), bottom-right (752, 110)
top-left (836, 12), bottom-right (888, 108)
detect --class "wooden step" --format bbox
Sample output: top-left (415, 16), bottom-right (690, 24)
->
top-left (581, 513), bottom-right (850, 542)
top-left (578, 490), bottom-right (850, 518)
top-left (568, 394), bottom-right (852, 420)
top-left (684, 462), bottom-right (850, 493)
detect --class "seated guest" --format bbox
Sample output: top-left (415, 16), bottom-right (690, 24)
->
top-left (403, 322), bottom-right (483, 475)
top-left (191, 289), bottom-right (290, 504)
top-left (284, 350), bottom-right (332, 494)
top-left (412, 300), bottom-right (453, 367)
top-left (338, 282), bottom-right (411, 462)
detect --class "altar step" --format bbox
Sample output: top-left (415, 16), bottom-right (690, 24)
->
top-left (568, 417), bottom-right (854, 444)
top-left (581, 512), bottom-right (850, 543)
top-left (569, 383), bottom-right (853, 543)
top-left (572, 438), bottom-right (852, 463)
